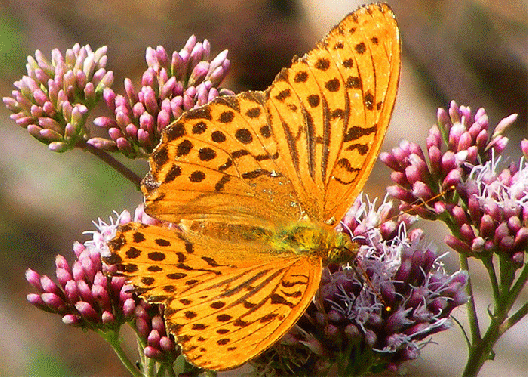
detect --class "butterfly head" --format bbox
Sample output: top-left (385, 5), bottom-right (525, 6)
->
top-left (325, 234), bottom-right (359, 265)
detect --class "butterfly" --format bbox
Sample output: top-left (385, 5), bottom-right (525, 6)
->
top-left (106, 2), bottom-right (400, 371)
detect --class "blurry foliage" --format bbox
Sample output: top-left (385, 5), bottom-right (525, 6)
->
top-left (0, 13), bottom-right (28, 79)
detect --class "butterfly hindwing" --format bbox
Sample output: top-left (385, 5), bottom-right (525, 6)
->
top-left (107, 222), bottom-right (322, 370)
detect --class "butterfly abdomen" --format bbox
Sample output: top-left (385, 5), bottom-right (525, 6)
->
top-left (182, 220), bottom-right (273, 242)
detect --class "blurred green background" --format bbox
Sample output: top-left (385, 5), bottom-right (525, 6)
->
top-left (0, 0), bottom-right (526, 375)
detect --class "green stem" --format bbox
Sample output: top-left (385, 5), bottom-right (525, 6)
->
top-left (463, 257), bottom-right (528, 376)
top-left (498, 255), bottom-right (516, 295)
top-left (99, 328), bottom-right (142, 377)
top-left (463, 315), bottom-right (501, 376)
top-left (509, 261), bottom-right (528, 302)
top-left (165, 363), bottom-right (176, 377)
top-left (451, 315), bottom-right (471, 348)
top-left (500, 301), bottom-right (528, 337)
top-left (481, 256), bottom-right (500, 304)
top-left (497, 261), bottom-right (528, 336)
top-left (134, 326), bottom-right (158, 376)
top-left (146, 355), bottom-right (157, 377)
top-left (79, 140), bottom-right (142, 189)
top-left (462, 282), bottom-right (516, 377)
top-left (155, 364), bottom-right (166, 377)
top-left (460, 255), bottom-right (481, 344)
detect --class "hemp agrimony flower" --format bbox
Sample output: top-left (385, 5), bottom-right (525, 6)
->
top-left (252, 196), bottom-right (469, 376)
top-left (25, 205), bottom-right (196, 376)
top-left (380, 101), bottom-right (514, 220)
top-left (382, 101), bottom-right (527, 376)
top-left (90, 37), bottom-right (233, 158)
top-left (3, 44), bottom-right (113, 152)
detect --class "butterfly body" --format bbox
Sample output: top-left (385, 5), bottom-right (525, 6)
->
top-left (107, 2), bottom-right (400, 371)
top-left (270, 220), bottom-right (356, 262)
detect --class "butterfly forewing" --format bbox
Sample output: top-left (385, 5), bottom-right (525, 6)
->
top-left (109, 2), bottom-right (400, 371)
top-left (143, 92), bottom-right (302, 227)
top-left (264, 3), bottom-right (400, 225)
top-left (323, 4), bottom-right (400, 222)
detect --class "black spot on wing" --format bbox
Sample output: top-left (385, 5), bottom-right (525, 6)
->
top-left (214, 175), bottom-right (230, 192)
top-left (343, 125), bottom-right (377, 142)
top-left (176, 139), bottom-right (193, 156)
top-left (337, 158), bottom-right (360, 174)
top-left (155, 238), bottom-right (171, 247)
top-left (345, 143), bottom-right (369, 155)
top-left (166, 122), bottom-right (186, 141)
top-left (185, 106), bottom-right (212, 121)
top-left (126, 247), bottom-right (141, 259)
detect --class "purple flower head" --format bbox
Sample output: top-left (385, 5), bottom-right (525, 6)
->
top-left (134, 301), bottom-right (179, 363)
top-left (521, 139), bottom-right (528, 160)
top-left (451, 156), bottom-right (528, 263)
top-left (90, 37), bottom-right (233, 158)
top-left (26, 204), bottom-right (160, 329)
top-left (26, 203), bottom-right (186, 371)
top-left (4, 44), bottom-right (113, 152)
top-left (252, 195), bottom-right (468, 375)
top-left (381, 102), bottom-right (516, 220)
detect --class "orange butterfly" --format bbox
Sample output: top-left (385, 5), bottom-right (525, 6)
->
top-left (106, 3), bottom-right (400, 371)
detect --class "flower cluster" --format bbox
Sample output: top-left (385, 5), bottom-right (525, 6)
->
top-left (252, 196), bottom-right (469, 376)
top-left (381, 102), bottom-right (526, 263)
top-left (3, 38), bottom-right (232, 160)
top-left (25, 205), bottom-right (180, 366)
top-left (447, 159), bottom-right (528, 263)
top-left (26, 232), bottom-right (134, 328)
top-left (3, 44), bottom-right (113, 152)
top-left (91, 36), bottom-right (233, 158)
top-left (380, 101), bottom-right (514, 219)
top-left (135, 301), bottom-right (178, 363)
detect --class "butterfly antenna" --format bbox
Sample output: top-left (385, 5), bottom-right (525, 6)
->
top-left (414, 185), bottom-right (456, 210)
top-left (389, 184), bottom-right (457, 220)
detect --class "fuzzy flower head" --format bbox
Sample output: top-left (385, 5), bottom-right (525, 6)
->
top-left (26, 204), bottom-right (180, 363)
top-left (252, 196), bottom-right (469, 375)
top-left (26, 206), bottom-right (152, 328)
top-left (3, 44), bottom-right (113, 152)
top-left (446, 157), bottom-right (528, 263)
top-left (90, 36), bottom-right (233, 158)
top-left (380, 101), bottom-right (516, 220)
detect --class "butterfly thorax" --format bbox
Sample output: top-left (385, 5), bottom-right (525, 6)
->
top-left (270, 221), bottom-right (357, 265)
